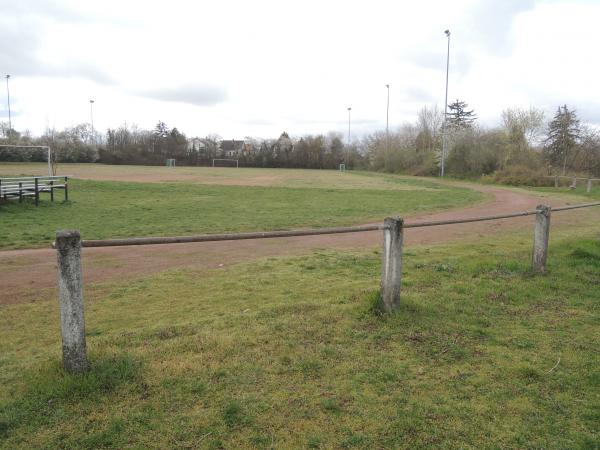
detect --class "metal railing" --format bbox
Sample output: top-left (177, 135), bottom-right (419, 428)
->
top-left (545, 175), bottom-right (599, 192)
top-left (53, 201), bottom-right (600, 372)
top-left (64, 202), bottom-right (600, 248)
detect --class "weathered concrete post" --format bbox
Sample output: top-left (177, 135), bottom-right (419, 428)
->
top-left (379, 217), bottom-right (404, 312)
top-left (532, 205), bottom-right (551, 274)
top-left (587, 178), bottom-right (593, 193)
top-left (56, 230), bottom-right (90, 373)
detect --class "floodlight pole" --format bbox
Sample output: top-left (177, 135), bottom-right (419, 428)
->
top-left (5, 75), bottom-right (12, 136)
top-left (346, 107), bottom-right (351, 167)
top-left (441, 29), bottom-right (450, 177)
top-left (385, 84), bottom-right (390, 153)
top-left (89, 99), bottom-right (95, 145)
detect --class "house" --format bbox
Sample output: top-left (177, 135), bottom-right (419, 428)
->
top-left (219, 139), bottom-right (245, 157)
top-left (186, 137), bottom-right (206, 153)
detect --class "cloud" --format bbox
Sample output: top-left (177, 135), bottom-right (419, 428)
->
top-left (402, 41), bottom-right (471, 78)
top-left (0, 0), bottom-right (137, 26)
top-left (348, 118), bottom-right (380, 126)
top-left (565, 103), bottom-right (600, 127)
top-left (3, 0), bottom-right (599, 138)
top-left (0, 103), bottom-right (22, 120)
top-left (243, 118), bottom-right (275, 126)
top-left (403, 48), bottom-right (445, 72)
top-left (404, 1), bottom-right (537, 75)
top-left (403, 86), bottom-right (436, 103)
top-left (0, 13), bottom-right (115, 84)
top-left (136, 84), bottom-right (228, 107)
top-left (463, 0), bottom-right (537, 55)
top-left (0, 0), bottom-right (82, 22)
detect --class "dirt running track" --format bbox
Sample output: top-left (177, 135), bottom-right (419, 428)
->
top-left (0, 185), bottom-right (583, 305)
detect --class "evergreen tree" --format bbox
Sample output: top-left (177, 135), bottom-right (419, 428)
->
top-left (446, 100), bottom-right (477, 129)
top-left (153, 121), bottom-right (169, 138)
top-left (544, 105), bottom-right (581, 175)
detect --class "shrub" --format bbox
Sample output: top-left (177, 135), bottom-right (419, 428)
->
top-left (483, 165), bottom-right (553, 187)
top-left (481, 165), bottom-right (554, 186)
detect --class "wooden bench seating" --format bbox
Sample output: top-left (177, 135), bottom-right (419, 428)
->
top-left (0, 176), bottom-right (69, 206)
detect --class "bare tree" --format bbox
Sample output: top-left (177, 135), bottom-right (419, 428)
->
top-left (502, 107), bottom-right (544, 143)
top-left (500, 106), bottom-right (545, 168)
top-left (416, 105), bottom-right (443, 153)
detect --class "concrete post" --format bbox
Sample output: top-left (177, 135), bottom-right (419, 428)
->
top-left (532, 205), bottom-right (551, 274)
top-left (587, 179), bottom-right (593, 193)
top-left (56, 230), bottom-right (90, 373)
top-left (379, 217), bottom-right (404, 312)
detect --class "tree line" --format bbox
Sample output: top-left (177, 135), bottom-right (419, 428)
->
top-left (1, 101), bottom-right (598, 181)
top-left (0, 121), bottom-right (365, 170)
top-left (363, 101), bottom-right (599, 182)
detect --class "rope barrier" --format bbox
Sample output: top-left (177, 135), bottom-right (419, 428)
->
top-left (59, 201), bottom-right (600, 249)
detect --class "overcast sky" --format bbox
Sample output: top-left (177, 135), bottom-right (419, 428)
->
top-left (1, 0), bottom-right (599, 140)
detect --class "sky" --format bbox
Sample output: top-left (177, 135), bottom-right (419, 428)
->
top-left (1, 0), bottom-right (599, 140)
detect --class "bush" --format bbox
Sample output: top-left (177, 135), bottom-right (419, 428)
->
top-left (482, 165), bottom-right (553, 187)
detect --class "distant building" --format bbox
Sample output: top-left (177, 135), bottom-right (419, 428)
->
top-left (186, 137), bottom-right (206, 153)
top-left (219, 139), bottom-right (245, 157)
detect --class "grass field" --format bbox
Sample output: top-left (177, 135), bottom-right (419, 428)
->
top-left (1, 225), bottom-right (599, 448)
top-left (530, 184), bottom-right (600, 200)
top-left (0, 164), bottom-right (484, 249)
top-left (2, 164), bottom-right (598, 448)
top-left (0, 163), bottom-right (465, 190)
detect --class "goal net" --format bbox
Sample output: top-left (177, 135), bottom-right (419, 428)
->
top-left (166, 158), bottom-right (176, 167)
top-left (0, 145), bottom-right (54, 175)
top-left (212, 158), bottom-right (239, 168)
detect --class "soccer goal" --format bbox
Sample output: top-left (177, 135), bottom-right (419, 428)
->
top-left (339, 163), bottom-right (346, 173)
top-left (166, 158), bottom-right (176, 167)
top-left (212, 158), bottom-right (239, 168)
top-left (0, 145), bottom-right (54, 175)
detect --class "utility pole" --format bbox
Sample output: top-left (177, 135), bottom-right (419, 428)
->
top-left (347, 107), bottom-right (351, 167)
top-left (89, 99), bottom-right (95, 145)
top-left (5, 75), bottom-right (12, 136)
top-left (385, 84), bottom-right (390, 152)
top-left (441, 29), bottom-right (451, 177)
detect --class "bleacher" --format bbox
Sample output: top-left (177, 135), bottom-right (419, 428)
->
top-left (0, 176), bottom-right (69, 206)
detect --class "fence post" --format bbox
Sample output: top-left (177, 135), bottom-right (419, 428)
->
top-left (34, 177), bottom-right (39, 206)
top-left (55, 230), bottom-right (90, 373)
top-left (379, 217), bottom-right (404, 312)
top-left (554, 176), bottom-right (559, 188)
top-left (587, 179), bottom-right (592, 193)
top-left (532, 205), bottom-right (551, 274)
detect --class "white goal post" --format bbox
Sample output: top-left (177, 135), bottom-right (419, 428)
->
top-left (212, 158), bottom-right (239, 168)
top-left (0, 145), bottom-right (54, 176)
